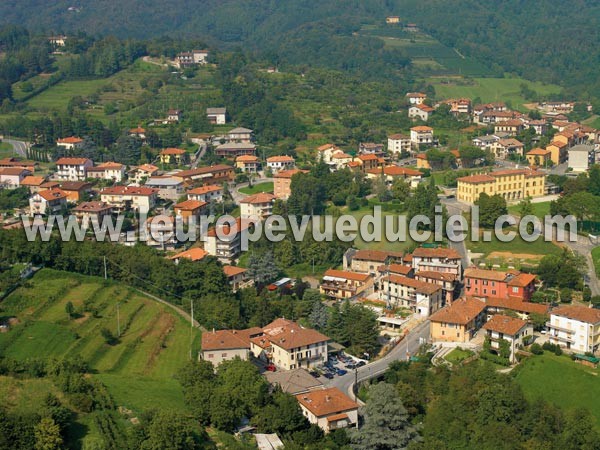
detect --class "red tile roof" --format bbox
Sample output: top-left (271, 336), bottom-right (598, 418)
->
top-left (202, 329), bottom-right (249, 351)
top-left (240, 192), bottom-right (276, 204)
top-left (174, 199), bottom-right (207, 210)
top-left (57, 136), bottom-right (83, 144)
top-left (187, 185), bottom-right (222, 195)
top-left (262, 318), bottom-right (330, 351)
top-left (551, 305), bottom-right (600, 324)
top-left (429, 297), bottom-right (486, 325)
top-left (160, 147), bottom-right (186, 155)
top-left (168, 247), bottom-right (208, 262)
top-left (38, 188), bottom-right (68, 201)
top-left (101, 186), bottom-right (157, 196)
top-left (267, 155), bottom-right (295, 163)
top-left (296, 387), bottom-right (358, 417)
top-left (323, 269), bottom-right (371, 283)
top-left (482, 314), bottom-right (529, 336)
top-left (412, 247), bottom-right (461, 259)
top-left (223, 265), bottom-right (247, 277)
top-left (55, 157), bottom-right (92, 165)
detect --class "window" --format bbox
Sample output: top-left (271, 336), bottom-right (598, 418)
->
top-left (221, 353), bottom-right (227, 358)
top-left (208, 354), bottom-right (214, 359)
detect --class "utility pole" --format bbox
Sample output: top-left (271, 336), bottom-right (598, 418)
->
top-left (103, 256), bottom-right (108, 280)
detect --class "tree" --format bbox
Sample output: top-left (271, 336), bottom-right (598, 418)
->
top-left (517, 197), bottom-right (534, 233)
top-left (309, 300), bottom-right (329, 330)
top-left (391, 178), bottom-right (411, 202)
top-left (65, 301), bottom-right (74, 319)
top-left (350, 383), bottom-right (420, 449)
top-left (458, 146), bottom-right (486, 168)
top-left (34, 418), bottom-right (63, 450)
top-left (252, 391), bottom-right (308, 435)
top-left (475, 193), bottom-right (507, 228)
top-left (142, 411), bottom-right (205, 450)
top-left (247, 251), bottom-right (280, 285)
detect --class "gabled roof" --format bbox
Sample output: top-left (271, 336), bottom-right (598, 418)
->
top-left (55, 157), bottom-right (92, 165)
top-left (412, 247), bottom-right (461, 259)
top-left (168, 247), bottom-right (208, 262)
top-left (174, 199), bottom-right (207, 210)
top-left (265, 368), bottom-right (323, 395)
top-left (357, 154), bottom-right (378, 162)
top-left (457, 174), bottom-right (495, 184)
top-left (388, 133), bottom-right (410, 140)
top-left (274, 169), bottom-right (307, 179)
top-left (236, 155), bottom-right (259, 162)
top-left (482, 314), bottom-right (529, 336)
top-left (101, 186), bottom-right (157, 196)
top-left (411, 126), bottom-right (433, 132)
top-left (382, 274), bottom-right (441, 295)
top-left (527, 147), bottom-right (552, 156)
top-left (415, 270), bottom-right (457, 282)
top-left (483, 297), bottom-right (549, 315)
top-left (38, 188), bottom-right (68, 201)
top-left (240, 192), bottom-right (276, 204)
top-left (73, 201), bottom-right (112, 213)
top-left (464, 268), bottom-right (509, 282)
top-left (206, 107), bottom-right (226, 114)
top-left (131, 164), bottom-right (159, 173)
top-left (187, 185), bottom-right (222, 195)
top-left (551, 305), bottom-right (600, 324)
top-left (353, 249), bottom-right (404, 262)
top-left (223, 265), bottom-right (247, 277)
top-left (176, 165), bottom-right (234, 179)
top-left (296, 387), bottom-right (358, 417)
top-left (367, 166), bottom-right (422, 177)
top-left (160, 147), bottom-right (186, 155)
top-left (323, 269), bottom-right (371, 282)
top-left (202, 329), bottom-right (249, 351)
top-left (21, 176), bottom-right (46, 186)
top-left (57, 136), bottom-right (83, 144)
top-left (266, 155), bottom-right (295, 163)
top-left (262, 318), bottom-right (330, 351)
top-left (0, 167), bottom-right (30, 176)
top-left (429, 297), bottom-right (486, 325)
top-left (60, 181), bottom-right (92, 191)
top-left (229, 127), bottom-right (253, 134)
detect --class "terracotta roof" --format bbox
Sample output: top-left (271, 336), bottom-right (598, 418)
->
top-left (482, 314), bottom-right (529, 336)
top-left (406, 92), bottom-right (426, 98)
top-left (548, 140), bottom-right (567, 148)
top-left (262, 318), bottom-right (330, 350)
top-left (267, 155), bottom-right (295, 163)
top-left (411, 126), bottom-right (433, 132)
top-left (169, 247), bottom-right (208, 262)
top-left (20, 176), bottom-right (46, 186)
top-left (415, 270), bottom-right (457, 282)
top-left (368, 166), bottom-right (422, 177)
top-left (176, 165), bottom-right (233, 178)
top-left (174, 199), bottom-right (207, 210)
top-left (187, 185), bottom-right (222, 195)
top-left (412, 247), bottom-right (461, 259)
top-left (38, 188), bottom-right (68, 201)
top-left (317, 143), bottom-right (336, 152)
top-left (483, 297), bottom-right (549, 315)
top-left (551, 305), bottom-right (600, 324)
top-left (357, 154), bottom-right (378, 162)
top-left (129, 126), bottom-right (146, 133)
top-left (101, 186), bottom-right (157, 196)
top-left (73, 201), bottom-right (112, 213)
top-left (430, 297), bottom-right (486, 325)
top-left (90, 161), bottom-right (125, 170)
top-left (465, 268), bottom-right (509, 282)
top-left (274, 169), bottom-right (307, 179)
top-left (323, 269), bottom-right (371, 283)
top-left (353, 249), bottom-right (404, 262)
top-left (508, 273), bottom-right (537, 287)
top-left (414, 104), bottom-right (434, 112)
top-left (388, 133), bottom-right (409, 140)
top-left (0, 167), bottom-right (30, 176)
top-left (202, 329), bottom-right (249, 351)
top-left (382, 274), bottom-right (441, 294)
top-left (160, 147), bottom-right (186, 155)
top-left (60, 181), bottom-right (91, 191)
top-left (240, 192), bottom-right (276, 204)
top-left (57, 136), bottom-right (83, 144)
top-left (55, 157), bottom-right (92, 165)
top-left (457, 174), bottom-right (495, 184)
top-left (223, 265), bottom-right (247, 277)
top-left (347, 161), bottom-right (362, 168)
top-left (332, 152), bottom-right (352, 159)
top-left (131, 164), bottom-right (159, 173)
top-left (236, 155), bottom-right (259, 162)
top-left (527, 147), bottom-right (552, 156)
top-left (496, 119), bottom-right (523, 127)
top-left (387, 263), bottom-right (413, 275)
top-left (296, 387), bottom-right (358, 417)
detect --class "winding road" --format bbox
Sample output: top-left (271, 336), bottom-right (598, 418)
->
top-left (328, 320), bottom-right (430, 399)
top-left (3, 138), bottom-right (29, 158)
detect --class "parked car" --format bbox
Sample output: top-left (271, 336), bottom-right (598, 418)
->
top-left (336, 368), bottom-right (347, 376)
top-left (356, 361), bottom-right (366, 367)
top-left (345, 362), bottom-right (357, 370)
top-left (322, 372), bottom-right (334, 379)
top-left (309, 370), bottom-right (320, 378)
top-left (265, 364), bottom-right (276, 372)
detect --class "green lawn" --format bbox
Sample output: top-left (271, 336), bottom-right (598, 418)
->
top-left (444, 347), bottom-right (474, 365)
top-left (26, 79), bottom-right (109, 110)
top-left (515, 353), bottom-right (600, 426)
top-left (426, 77), bottom-right (562, 111)
top-left (0, 269), bottom-right (199, 413)
top-left (239, 182), bottom-right (274, 195)
top-left (467, 229), bottom-right (563, 258)
top-left (0, 141), bottom-right (14, 158)
top-left (508, 201), bottom-right (551, 219)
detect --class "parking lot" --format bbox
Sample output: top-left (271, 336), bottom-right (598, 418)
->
top-left (308, 353), bottom-right (367, 381)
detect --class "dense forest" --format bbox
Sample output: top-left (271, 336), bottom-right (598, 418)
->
top-left (1, 1), bottom-right (599, 95)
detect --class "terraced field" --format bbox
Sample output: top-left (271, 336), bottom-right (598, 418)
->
top-left (0, 269), bottom-right (200, 412)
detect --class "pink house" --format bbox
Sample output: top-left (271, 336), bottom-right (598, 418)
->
top-left (464, 268), bottom-right (536, 301)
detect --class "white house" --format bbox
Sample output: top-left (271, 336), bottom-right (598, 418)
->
top-left (482, 315), bottom-right (533, 363)
top-left (0, 167), bottom-right (31, 188)
top-left (187, 185), bottom-right (223, 203)
top-left (55, 157), bottom-right (93, 181)
top-left (86, 162), bottom-right (126, 182)
top-left (29, 188), bottom-right (68, 216)
top-left (228, 127), bottom-right (254, 143)
top-left (144, 177), bottom-right (185, 201)
top-left (379, 274), bottom-right (444, 317)
top-left (387, 134), bottom-right (412, 155)
top-left (547, 305), bottom-right (600, 354)
top-left (239, 192), bottom-right (276, 219)
top-left (410, 126), bottom-right (434, 148)
top-left (568, 144), bottom-right (595, 173)
top-left (406, 92), bottom-right (427, 105)
top-left (295, 388), bottom-right (359, 433)
top-left (207, 107), bottom-right (227, 125)
top-left (56, 137), bottom-right (84, 151)
top-left (411, 247), bottom-right (462, 276)
top-left (266, 155), bottom-right (295, 173)
top-left (128, 164), bottom-right (159, 184)
top-left (100, 186), bottom-right (158, 213)
top-left (408, 104), bottom-right (434, 121)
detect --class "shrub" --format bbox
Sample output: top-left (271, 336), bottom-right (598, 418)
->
top-left (530, 343), bottom-right (543, 355)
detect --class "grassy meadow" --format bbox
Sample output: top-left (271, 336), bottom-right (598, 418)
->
top-left (239, 181), bottom-right (274, 195)
top-left (0, 269), bottom-right (200, 413)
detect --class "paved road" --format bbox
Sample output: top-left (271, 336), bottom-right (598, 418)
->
top-left (328, 320), bottom-right (430, 399)
top-left (3, 138), bottom-right (29, 158)
top-left (561, 236), bottom-right (600, 296)
top-left (441, 198), bottom-right (471, 272)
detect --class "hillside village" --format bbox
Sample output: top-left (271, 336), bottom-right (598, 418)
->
top-left (2, 25), bottom-right (600, 449)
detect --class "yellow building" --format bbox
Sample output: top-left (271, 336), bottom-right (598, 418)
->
top-left (416, 153), bottom-right (431, 169)
top-left (456, 169), bottom-right (546, 204)
top-left (525, 147), bottom-right (553, 166)
top-left (546, 140), bottom-right (568, 165)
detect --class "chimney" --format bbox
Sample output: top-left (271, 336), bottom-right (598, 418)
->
top-left (325, 395), bottom-right (331, 402)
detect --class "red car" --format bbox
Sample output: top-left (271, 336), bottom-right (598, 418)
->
top-left (265, 364), bottom-right (276, 372)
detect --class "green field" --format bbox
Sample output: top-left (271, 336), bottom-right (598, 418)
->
top-left (239, 182), bottom-right (274, 195)
top-left (26, 79), bottom-right (109, 110)
top-left (515, 353), bottom-right (600, 426)
top-left (592, 247), bottom-right (600, 277)
top-left (508, 201), bottom-right (552, 219)
top-left (426, 77), bottom-right (562, 110)
top-left (444, 347), bottom-right (474, 365)
top-left (0, 269), bottom-right (200, 413)
top-left (0, 141), bottom-right (14, 158)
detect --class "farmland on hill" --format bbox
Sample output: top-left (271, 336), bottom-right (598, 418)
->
top-left (0, 268), bottom-right (200, 413)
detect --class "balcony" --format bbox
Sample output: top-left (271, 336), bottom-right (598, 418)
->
top-left (546, 322), bottom-right (575, 334)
